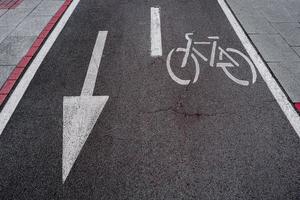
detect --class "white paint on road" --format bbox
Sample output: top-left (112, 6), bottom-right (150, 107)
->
top-left (151, 7), bottom-right (162, 57)
top-left (218, 0), bottom-right (300, 137)
top-left (62, 31), bottom-right (109, 183)
top-left (0, 0), bottom-right (80, 135)
top-left (63, 96), bottom-right (108, 183)
top-left (166, 33), bottom-right (256, 86)
top-left (81, 31), bottom-right (107, 96)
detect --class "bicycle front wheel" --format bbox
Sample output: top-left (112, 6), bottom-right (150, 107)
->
top-left (217, 48), bottom-right (257, 86)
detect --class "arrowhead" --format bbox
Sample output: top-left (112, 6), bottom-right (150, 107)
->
top-left (62, 96), bottom-right (109, 183)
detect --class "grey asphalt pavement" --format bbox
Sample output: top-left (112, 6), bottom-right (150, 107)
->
top-left (0, 0), bottom-right (300, 199)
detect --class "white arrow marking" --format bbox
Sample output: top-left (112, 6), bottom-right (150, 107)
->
top-left (62, 31), bottom-right (109, 183)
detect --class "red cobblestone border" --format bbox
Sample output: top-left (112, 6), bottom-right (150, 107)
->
top-left (295, 103), bottom-right (300, 112)
top-left (0, 0), bottom-right (23, 9)
top-left (0, 0), bottom-right (72, 107)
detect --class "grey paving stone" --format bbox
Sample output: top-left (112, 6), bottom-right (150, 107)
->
top-left (268, 62), bottom-right (300, 102)
top-left (0, 65), bottom-right (15, 88)
top-left (226, 0), bottom-right (260, 17)
top-left (294, 47), bottom-right (300, 57)
top-left (11, 15), bottom-right (51, 37)
top-left (250, 34), bottom-right (300, 62)
top-left (0, 9), bottom-right (7, 17)
top-left (283, 0), bottom-right (300, 18)
top-left (0, 26), bottom-right (12, 43)
top-left (16, 0), bottom-right (42, 9)
top-left (272, 23), bottom-right (300, 46)
top-left (259, 3), bottom-right (297, 22)
top-left (250, 0), bottom-right (287, 9)
top-left (0, 36), bottom-right (35, 65)
top-left (283, 61), bottom-right (300, 78)
top-left (238, 15), bottom-right (276, 34)
top-left (30, 1), bottom-right (64, 16)
top-left (0, 9), bottom-right (31, 27)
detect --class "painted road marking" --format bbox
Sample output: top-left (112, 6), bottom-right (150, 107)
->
top-left (218, 0), bottom-right (300, 137)
top-left (151, 7), bottom-right (162, 57)
top-left (62, 31), bottom-right (109, 183)
top-left (166, 33), bottom-right (256, 86)
top-left (81, 31), bottom-right (107, 96)
top-left (0, 0), bottom-right (80, 135)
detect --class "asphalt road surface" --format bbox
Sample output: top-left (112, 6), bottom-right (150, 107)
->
top-left (1, 0), bottom-right (300, 199)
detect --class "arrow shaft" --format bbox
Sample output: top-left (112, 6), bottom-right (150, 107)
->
top-left (81, 31), bottom-right (108, 96)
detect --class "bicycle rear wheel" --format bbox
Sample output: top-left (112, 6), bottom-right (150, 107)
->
top-left (166, 48), bottom-right (200, 85)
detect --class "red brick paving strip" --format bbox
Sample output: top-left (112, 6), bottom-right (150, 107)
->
top-left (295, 103), bottom-right (300, 112)
top-left (0, 0), bottom-right (23, 9)
top-left (0, 0), bottom-right (73, 106)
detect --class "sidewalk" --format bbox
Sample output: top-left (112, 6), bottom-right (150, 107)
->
top-left (0, 0), bottom-right (70, 106)
top-left (226, 0), bottom-right (300, 111)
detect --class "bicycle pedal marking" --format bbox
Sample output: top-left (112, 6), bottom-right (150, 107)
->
top-left (166, 33), bottom-right (257, 86)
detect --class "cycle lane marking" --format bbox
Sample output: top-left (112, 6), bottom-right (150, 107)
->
top-left (63, 31), bottom-right (109, 183)
top-left (218, 0), bottom-right (300, 137)
top-left (151, 7), bottom-right (162, 57)
top-left (0, 0), bottom-right (80, 135)
top-left (166, 33), bottom-right (256, 86)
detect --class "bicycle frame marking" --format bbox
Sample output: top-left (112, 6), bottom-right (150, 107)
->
top-left (166, 33), bottom-right (257, 86)
top-left (183, 34), bottom-right (220, 68)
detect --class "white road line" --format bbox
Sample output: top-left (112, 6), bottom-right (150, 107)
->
top-left (0, 0), bottom-right (81, 135)
top-left (218, 0), bottom-right (300, 137)
top-left (81, 31), bottom-right (107, 96)
top-left (151, 7), bottom-right (162, 57)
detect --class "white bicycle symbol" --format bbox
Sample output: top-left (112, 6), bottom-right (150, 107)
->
top-left (166, 33), bottom-right (257, 86)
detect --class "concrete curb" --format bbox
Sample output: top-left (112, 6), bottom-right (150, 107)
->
top-left (0, 0), bottom-right (73, 108)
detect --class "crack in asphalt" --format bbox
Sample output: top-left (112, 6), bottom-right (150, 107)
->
top-left (140, 105), bottom-right (234, 118)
